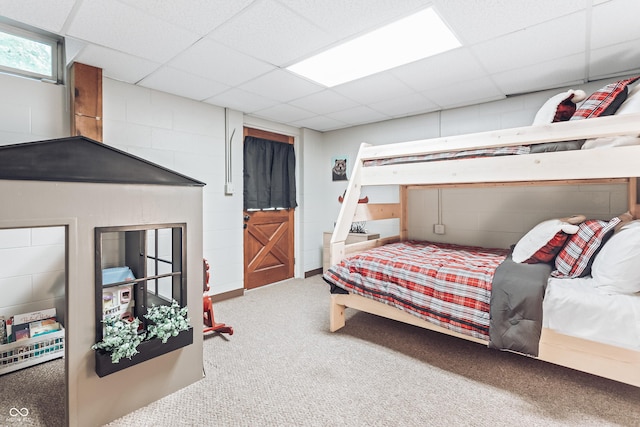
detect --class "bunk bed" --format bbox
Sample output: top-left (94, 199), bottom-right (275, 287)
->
top-left (324, 84), bottom-right (640, 388)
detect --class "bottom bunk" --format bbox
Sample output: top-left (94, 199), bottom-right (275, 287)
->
top-left (324, 218), bottom-right (640, 388)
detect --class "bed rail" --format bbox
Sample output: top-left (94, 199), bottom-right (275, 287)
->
top-left (360, 112), bottom-right (640, 161)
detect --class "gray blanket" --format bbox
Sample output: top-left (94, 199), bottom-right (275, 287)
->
top-left (489, 254), bottom-right (552, 356)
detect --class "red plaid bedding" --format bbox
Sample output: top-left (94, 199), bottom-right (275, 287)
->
top-left (323, 241), bottom-right (510, 340)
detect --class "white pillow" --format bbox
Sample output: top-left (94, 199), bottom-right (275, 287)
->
top-left (615, 82), bottom-right (640, 115)
top-left (532, 89), bottom-right (587, 125)
top-left (592, 221), bottom-right (640, 294)
top-left (512, 219), bottom-right (580, 263)
top-left (582, 134), bottom-right (640, 149)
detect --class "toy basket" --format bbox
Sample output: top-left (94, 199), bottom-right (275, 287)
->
top-left (0, 326), bottom-right (65, 376)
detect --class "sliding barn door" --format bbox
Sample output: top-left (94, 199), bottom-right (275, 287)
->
top-left (243, 128), bottom-right (295, 290)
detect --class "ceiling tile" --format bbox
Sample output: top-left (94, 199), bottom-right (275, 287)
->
top-left (204, 88), bottom-right (279, 113)
top-left (591, 0), bottom-right (640, 49)
top-left (169, 38), bottom-right (275, 86)
top-left (491, 54), bottom-right (586, 95)
top-left (73, 44), bottom-right (161, 84)
top-left (589, 38), bottom-right (640, 80)
top-left (289, 115), bottom-right (348, 132)
top-left (116, 0), bottom-right (253, 35)
top-left (369, 93), bottom-right (438, 117)
top-left (391, 48), bottom-right (486, 92)
top-left (471, 11), bottom-right (587, 75)
top-left (139, 67), bottom-right (230, 101)
top-left (333, 73), bottom-right (414, 105)
top-left (3, 0), bottom-right (638, 133)
top-left (251, 103), bottom-right (316, 123)
top-left (434, 0), bottom-right (586, 45)
top-left (0, 0), bottom-right (76, 33)
top-left (209, 0), bottom-right (332, 66)
top-left (237, 69), bottom-right (324, 103)
top-left (425, 77), bottom-right (505, 108)
top-left (277, 0), bottom-right (431, 39)
top-left (288, 90), bottom-right (359, 115)
top-left (67, 0), bottom-right (201, 63)
top-left (326, 105), bottom-right (390, 127)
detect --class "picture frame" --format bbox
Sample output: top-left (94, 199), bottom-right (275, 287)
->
top-left (331, 155), bottom-right (348, 181)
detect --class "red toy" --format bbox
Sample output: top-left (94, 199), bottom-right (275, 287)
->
top-left (203, 259), bottom-right (233, 336)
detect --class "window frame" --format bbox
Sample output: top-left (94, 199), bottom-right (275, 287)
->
top-left (0, 19), bottom-right (64, 84)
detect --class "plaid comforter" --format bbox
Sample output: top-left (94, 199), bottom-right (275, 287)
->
top-left (323, 240), bottom-right (510, 340)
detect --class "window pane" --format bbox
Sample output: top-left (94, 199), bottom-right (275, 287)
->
top-left (0, 30), bottom-right (53, 77)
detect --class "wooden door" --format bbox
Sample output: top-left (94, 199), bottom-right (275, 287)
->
top-left (243, 128), bottom-right (295, 290)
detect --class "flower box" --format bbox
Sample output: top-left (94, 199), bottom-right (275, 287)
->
top-left (94, 326), bottom-right (193, 378)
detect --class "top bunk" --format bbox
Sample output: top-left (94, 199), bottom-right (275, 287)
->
top-left (353, 77), bottom-right (640, 187)
top-left (356, 112), bottom-right (640, 187)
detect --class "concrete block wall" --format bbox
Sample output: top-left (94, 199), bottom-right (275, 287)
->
top-left (0, 226), bottom-right (66, 323)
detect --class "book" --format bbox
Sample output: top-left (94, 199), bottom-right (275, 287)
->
top-left (12, 308), bottom-right (56, 326)
top-left (0, 316), bottom-right (6, 344)
top-left (29, 319), bottom-right (60, 338)
top-left (12, 322), bottom-right (30, 342)
top-left (6, 318), bottom-right (12, 343)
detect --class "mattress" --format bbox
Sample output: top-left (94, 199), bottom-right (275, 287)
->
top-left (543, 276), bottom-right (640, 350)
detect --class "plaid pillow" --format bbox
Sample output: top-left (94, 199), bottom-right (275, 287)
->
top-left (571, 76), bottom-right (640, 120)
top-left (524, 232), bottom-right (568, 264)
top-left (552, 217), bottom-right (621, 278)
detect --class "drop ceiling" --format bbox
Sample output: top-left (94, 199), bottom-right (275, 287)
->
top-left (2, 0), bottom-right (639, 132)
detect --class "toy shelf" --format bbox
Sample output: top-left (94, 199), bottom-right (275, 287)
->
top-left (0, 327), bottom-right (65, 376)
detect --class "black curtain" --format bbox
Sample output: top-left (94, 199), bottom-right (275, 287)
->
top-left (243, 136), bottom-right (297, 210)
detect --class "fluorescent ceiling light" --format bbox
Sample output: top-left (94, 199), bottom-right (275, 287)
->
top-left (287, 7), bottom-right (461, 87)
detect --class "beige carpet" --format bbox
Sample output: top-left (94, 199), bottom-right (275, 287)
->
top-left (2, 275), bottom-right (640, 426)
top-left (107, 275), bottom-right (640, 427)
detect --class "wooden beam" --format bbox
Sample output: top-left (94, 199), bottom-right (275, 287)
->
top-left (629, 178), bottom-right (639, 217)
top-left (69, 62), bottom-right (102, 142)
top-left (399, 186), bottom-right (408, 240)
top-left (361, 147), bottom-right (640, 187)
top-left (343, 236), bottom-right (400, 257)
top-left (361, 112), bottom-right (640, 161)
top-left (406, 178), bottom-right (628, 191)
top-left (353, 203), bottom-right (401, 222)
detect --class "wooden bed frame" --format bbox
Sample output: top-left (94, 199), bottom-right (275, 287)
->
top-left (327, 112), bottom-right (640, 388)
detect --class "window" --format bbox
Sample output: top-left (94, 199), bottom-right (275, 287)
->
top-left (94, 223), bottom-right (192, 377)
top-left (0, 19), bottom-right (64, 83)
top-left (95, 223), bottom-right (187, 339)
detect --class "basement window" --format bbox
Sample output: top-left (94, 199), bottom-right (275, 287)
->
top-left (0, 20), bottom-right (64, 83)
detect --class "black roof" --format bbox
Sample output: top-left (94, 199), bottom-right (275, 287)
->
top-left (0, 136), bottom-right (205, 186)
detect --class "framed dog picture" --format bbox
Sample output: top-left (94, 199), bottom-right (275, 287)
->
top-left (331, 156), bottom-right (348, 181)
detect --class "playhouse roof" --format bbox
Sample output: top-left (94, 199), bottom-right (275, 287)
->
top-left (0, 136), bottom-right (205, 186)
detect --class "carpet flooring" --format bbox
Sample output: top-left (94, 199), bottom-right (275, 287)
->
top-left (2, 275), bottom-right (640, 426)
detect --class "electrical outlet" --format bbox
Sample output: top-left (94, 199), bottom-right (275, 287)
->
top-left (434, 224), bottom-right (446, 235)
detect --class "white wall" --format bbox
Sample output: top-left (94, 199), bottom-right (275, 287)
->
top-left (0, 73), bottom-right (68, 143)
top-left (0, 227), bottom-right (66, 324)
top-left (102, 79), bottom-right (246, 294)
top-left (300, 128), bottom-right (325, 272)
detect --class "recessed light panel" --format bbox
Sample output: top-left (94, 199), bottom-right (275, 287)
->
top-left (287, 7), bottom-right (460, 87)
